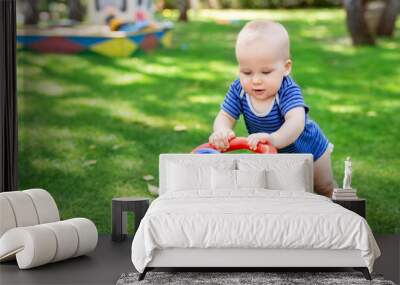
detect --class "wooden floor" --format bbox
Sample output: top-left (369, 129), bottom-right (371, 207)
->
top-left (1, 234), bottom-right (398, 285)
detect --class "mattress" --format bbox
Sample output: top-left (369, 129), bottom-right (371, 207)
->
top-left (131, 190), bottom-right (380, 273)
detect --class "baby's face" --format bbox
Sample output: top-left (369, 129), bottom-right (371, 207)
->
top-left (236, 42), bottom-right (291, 101)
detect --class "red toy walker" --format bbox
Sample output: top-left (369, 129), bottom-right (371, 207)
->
top-left (191, 137), bottom-right (277, 154)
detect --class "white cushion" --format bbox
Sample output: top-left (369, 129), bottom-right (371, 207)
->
top-left (266, 167), bottom-right (307, 191)
top-left (0, 190), bottom-right (60, 238)
top-left (0, 196), bottom-right (17, 237)
top-left (0, 192), bottom-right (39, 227)
top-left (236, 169), bottom-right (267, 189)
top-left (167, 162), bottom-right (211, 191)
top-left (160, 154), bottom-right (313, 195)
top-left (24, 189), bottom-right (60, 224)
top-left (0, 226), bottom-right (57, 269)
top-left (42, 221), bottom-right (79, 262)
top-left (211, 169), bottom-right (267, 191)
top-left (211, 168), bottom-right (236, 190)
top-left (0, 218), bottom-right (98, 269)
top-left (238, 159), bottom-right (308, 191)
top-left (166, 160), bottom-right (236, 192)
top-left (64, 218), bottom-right (98, 257)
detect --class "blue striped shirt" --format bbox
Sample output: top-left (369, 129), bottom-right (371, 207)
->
top-left (220, 76), bottom-right (329, 161)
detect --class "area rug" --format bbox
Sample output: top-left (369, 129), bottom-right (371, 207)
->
top-left (116, 271), bottom-right (396, 285)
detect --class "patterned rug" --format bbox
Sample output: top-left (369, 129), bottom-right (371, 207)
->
top-left (116, 271), bottom-right (396, 285)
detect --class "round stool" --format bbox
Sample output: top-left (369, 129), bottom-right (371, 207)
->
top-left (111, 197), bottom-right (149, 242)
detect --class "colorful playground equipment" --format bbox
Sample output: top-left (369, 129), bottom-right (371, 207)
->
top-left (16, 0), bottom-right (173, 57)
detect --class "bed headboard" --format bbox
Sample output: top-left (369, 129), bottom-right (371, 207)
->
top-left (159, 154), bottom-right (314, 195)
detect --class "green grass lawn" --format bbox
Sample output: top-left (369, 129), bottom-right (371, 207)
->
top-left (18, 9), bottom-right (400, 234)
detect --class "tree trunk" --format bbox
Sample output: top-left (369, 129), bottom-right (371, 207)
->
top-left (178, 0), bottom-right (189, 22)
top-left (377, 0), bottom-right (400, 37)
top-left (23, 0), bottom-right (39, 25)
top-left (68, 0), bottom-right (84, 22)
top-left (344, 0), bottom-right (375, 45)
top-left (207, 0), bottom-right (221, 9)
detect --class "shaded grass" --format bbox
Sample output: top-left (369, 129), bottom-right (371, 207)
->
top-left (18, 9), bottom-right (400, 234)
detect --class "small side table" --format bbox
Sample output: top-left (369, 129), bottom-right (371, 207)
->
top-left (112, 197), bottom-right (150, 242)
top-left (332, 198), bottom-right (366, 218)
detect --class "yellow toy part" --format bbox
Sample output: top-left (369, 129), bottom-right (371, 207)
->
top-left (161, 31), bottom-right (172, 48)
top-left (90, 37), bottom-right (137, 57)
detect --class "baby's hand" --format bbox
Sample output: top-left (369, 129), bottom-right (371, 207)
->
top-left (247, 133), bottom-right (272, 151)
top-left (209, 129), bottom-right (235, 151)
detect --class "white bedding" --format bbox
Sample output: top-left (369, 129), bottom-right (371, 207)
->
top-left (131, 190), bottom-right (380, 273)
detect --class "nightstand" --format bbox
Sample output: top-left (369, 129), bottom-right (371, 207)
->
top-left (332, 198), bottom-right (366, 218)
top-left (112, 197), bottom-right (150, 242)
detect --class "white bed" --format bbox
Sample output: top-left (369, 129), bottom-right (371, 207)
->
top-left (131, 154), bottom-right (380, 281)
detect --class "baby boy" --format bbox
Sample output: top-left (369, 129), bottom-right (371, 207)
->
top-left (209, 20), bottom-right (335, 197)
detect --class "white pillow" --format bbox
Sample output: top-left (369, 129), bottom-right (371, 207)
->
top-left (166, 160), bottom-right (236, 192)
top-left (167, 162), bottom-right (210, 191)
top-left (237, 159), bottom-right (308, 192)
top-left (211, 168), bottom-right (267, 190)
top-left (266, 167), bottom-right (307, 191)
top-left (211, 168), bottom-right (236, 190)
top-left (236, 169), bottom-right (267, 189)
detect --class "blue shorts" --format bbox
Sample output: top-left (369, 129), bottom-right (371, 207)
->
top-left (279, 119), bottom-right (330, 161)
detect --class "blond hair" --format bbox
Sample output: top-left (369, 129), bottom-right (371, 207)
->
top-left (236, 20), bottom-right (290, 60)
